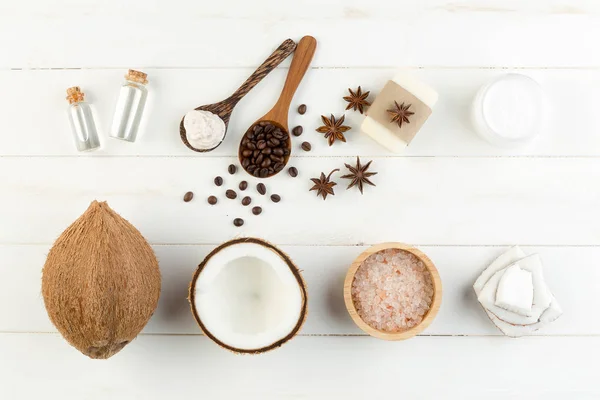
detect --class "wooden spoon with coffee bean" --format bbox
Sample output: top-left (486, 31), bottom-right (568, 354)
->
top-left (179, 39), bottom-right (297, 153)
top-left (239, 36), bottom-right (317, 178)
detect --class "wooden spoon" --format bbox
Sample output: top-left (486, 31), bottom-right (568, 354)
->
top-left (238, 36), bottom-right (317, 178)
top-left (179, 39), bottom-right (297, 152)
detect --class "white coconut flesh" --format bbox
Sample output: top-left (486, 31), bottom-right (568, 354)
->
top-left (193, 242), bottom-right (304, 351)
top-left (474, 246), bottom-right (562, 337)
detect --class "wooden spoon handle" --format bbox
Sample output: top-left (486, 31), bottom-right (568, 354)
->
top-left (271, 36), bottom-right (317, 117)
top-left (228, 39), bottom-right (297, 105)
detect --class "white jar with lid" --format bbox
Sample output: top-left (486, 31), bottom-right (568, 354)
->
top-left (471, 73), bottom-right (544, 147)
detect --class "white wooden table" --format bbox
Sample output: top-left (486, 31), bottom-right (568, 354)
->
top-left (2, 1), bottom-right (600, 398)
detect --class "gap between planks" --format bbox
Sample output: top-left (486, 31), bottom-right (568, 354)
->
top-left (1, 331), bottom-right (599, 338)
top-left (7, 66), bottom-right (600, 72)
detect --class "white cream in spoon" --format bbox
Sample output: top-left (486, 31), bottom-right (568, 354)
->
top-left (184, 110), bottom-right (227, 151)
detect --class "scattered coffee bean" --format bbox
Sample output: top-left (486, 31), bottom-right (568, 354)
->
top-left (301, 142), bottom-right (311, 152)
top-left (240, 121), bottom-right (290, 178)
top-left (214, 176), bottom-right (223, 186)
top-left (228, 164), bottom-right (237, 175)
top-left (183, 192), bottom-right (194, 202)
top-left (226, 189), bottom-right (237, 199)
top-left (242, 196), bottom-right (252, 206)
top-left (207, 196), bottom-right (217, 205)
top-left (239, 181), bottom-right (248, 191)
top-left (292, 126), bottom-right (303, 137)
top-left (257, 183), bottom-right (266, 195)
top-left (288, 167), bottom-right (298, 177)
top-left (271, 194), bottom-right (281, 203)
top-left (233, 218), bottom-right (244, 227)
top-left (252, 206), bottom-right (262, 215)
top-left (298, 104), bottom-right (307, 115)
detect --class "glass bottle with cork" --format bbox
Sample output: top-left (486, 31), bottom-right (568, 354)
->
top-left (66, 86), bottom-right (101, 152)
top-left (110, 69), bottom-right (149, 142)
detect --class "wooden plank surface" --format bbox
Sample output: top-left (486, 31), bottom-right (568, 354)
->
top-left (1, 245), bottom-right (598, 336)
top-left (1, 0), bottom-right (600, 68)
top-left (0, 157), bottom-right (598, 245)
top-left (1, 334), bottom-right (598, 399)
top-left (2, 68), bottom-right (600, 157)
top-left (1, 0), bottom-right (598, 398)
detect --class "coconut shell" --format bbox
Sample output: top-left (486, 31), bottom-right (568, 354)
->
top-left (42, 201), bottom-right (161, 359)
top-left (189, 237), bottom-right (308, 355)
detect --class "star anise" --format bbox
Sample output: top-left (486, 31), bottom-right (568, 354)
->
top-left (343, 86), bottom-right (371, 114)
top-left (310, 169), bottom-right (340, 200)
top-left (341, 157), bottom-right (377, 194)
top-left (387, 101), bottom-right (414, 128)
top-left (316, 114), bottom-right (351, 146)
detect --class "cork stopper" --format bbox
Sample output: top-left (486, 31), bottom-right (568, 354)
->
top-left (66, 87), bottom-right (85, 104)
top-left (125, 69), bottom-right (148, 85)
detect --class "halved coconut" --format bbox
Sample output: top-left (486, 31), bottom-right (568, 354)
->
top-left (189, 238), bottom-right (307, 354)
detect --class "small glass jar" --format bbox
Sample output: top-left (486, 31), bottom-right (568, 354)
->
top-left (66, 87), bottom-right (101, 152)
top-left (110, 69), bottom-right (149, 142)
top-left (471, 73), bottom-right (544, 148)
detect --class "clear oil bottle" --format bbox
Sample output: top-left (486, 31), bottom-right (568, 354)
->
top-left (66, 87), bottom-right (101, 152)
top-left (110, 69), bottom-right (149, 142)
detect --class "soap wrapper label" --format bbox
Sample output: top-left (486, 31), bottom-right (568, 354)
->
top-left (367, 80), bottom-right (432, 145)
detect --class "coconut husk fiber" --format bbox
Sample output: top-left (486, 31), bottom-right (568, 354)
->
top-left (42, 201), bottom-right (161, 359)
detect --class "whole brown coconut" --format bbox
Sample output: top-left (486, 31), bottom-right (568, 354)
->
top-left (42, 201), bottom-right (161, 359)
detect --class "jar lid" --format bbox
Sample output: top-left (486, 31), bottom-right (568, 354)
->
top-left (472, 74), bottom-right (544, 147)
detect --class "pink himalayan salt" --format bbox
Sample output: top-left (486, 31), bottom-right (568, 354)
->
top-left (351, 248), bottom-right (434, 332)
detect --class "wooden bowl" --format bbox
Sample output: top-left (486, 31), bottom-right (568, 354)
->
top-left (343, 243), bottom-right (442, 340)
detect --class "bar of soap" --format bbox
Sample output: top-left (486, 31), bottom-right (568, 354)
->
top-left (361, 71), bottom-right (438, 153)
top-left (495, 264), bottom-right (533, 316)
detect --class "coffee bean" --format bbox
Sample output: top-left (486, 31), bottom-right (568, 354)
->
top-left (260, 168), bottom-right (269, 178)
top-left (274, 163), bottom-right (285, 172)
top-left (301, 142), bottom-right (311, 152)
top-left (247, 165), bottom-right (257, 173)
top-left (257, 183), bottom-right (266, 195)
top-left (239, 181), bottom-right (248, 191)
top-left (268, 138), bottom-right (280, 147)
top-left (262, 147), bottom-right (272, 155)
top-left (271, 194), bottom-right (281, 203)
top-left (183, 192), bottom-right (194, 202)
top-left (207, 196), bottom-right (217, 205)
top-left (226, 189), bottom-right (237, 199)
top-left (261, 158), bottom-right (271, 168)
top-left (242, 149), bottom-right (252, 157)
top-left (264, 124), bottom-right (275, 133)
top-left (228, 164), bottom-right (237, 175)
top-left (270, 155), bottom-right (284, 163)
top-left (253, 169), bottom-right (261, 177)
top-left (273, 130), bottom-right (286, 140)
top-left (246, 142), bottom-right (256, 150)
top-left (242, 158), bottom-right (250, 168)
top-left (233, 218), bottom-right (244, 227)
top-left (288, 167), bottom-right (298, 177)
top-left (256, 154), bottom-right (264, 165)
top-left (242, 196), bottom-right (252, 206)
top-left (273, 148), bottom-right (284, 156)
top-left (214, 176), bottom-right (223, 186)
top-left (252, 206), bottom-right (262, 215)
top-left (257, 140), bottom-right (266, 150)
top-left (298, 104), bottom-right (307, 114)
top-left (292, 126), bottom-right (303, 136)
